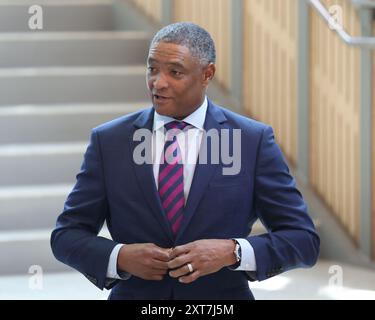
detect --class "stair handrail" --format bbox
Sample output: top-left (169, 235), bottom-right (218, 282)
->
top-left (309, 0), bottom-right (375, 48)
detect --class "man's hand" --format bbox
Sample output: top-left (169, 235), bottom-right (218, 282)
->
top-left (167, 239), bottom-right (236, 284)
top-left (117, 243), bottom-right (172, 281)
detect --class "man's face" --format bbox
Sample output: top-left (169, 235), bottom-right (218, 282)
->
top-left (146, 41), bottom-right (215, 119)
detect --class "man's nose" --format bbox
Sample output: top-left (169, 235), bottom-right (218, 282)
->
top-left (153, 73), bottom-right (168, 90)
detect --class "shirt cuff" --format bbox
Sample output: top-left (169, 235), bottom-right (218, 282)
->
top-left (232, 238), bottom-right (257, 271)
top-left (106, 244), bottom-right (132, 280)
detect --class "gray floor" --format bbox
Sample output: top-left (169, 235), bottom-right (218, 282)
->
top-left (1, 259), bottom-right (374, 300)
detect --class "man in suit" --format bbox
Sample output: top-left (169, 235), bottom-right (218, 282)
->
top-left (51, 22), bottom-right (319, 300)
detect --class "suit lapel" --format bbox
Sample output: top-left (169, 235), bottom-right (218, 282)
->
top-left (128, 107), bottom-right (174, 242)
top-left (175, 100), bottom-right (227, 243)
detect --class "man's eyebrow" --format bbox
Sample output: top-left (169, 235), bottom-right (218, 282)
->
top-left (147, 58), bottom-right (185, 69)
top-left (167, 61), bottom-right (185, 69)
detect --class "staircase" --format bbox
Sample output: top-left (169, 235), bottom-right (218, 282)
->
top-left (0, 0), bottom-right (154, 275)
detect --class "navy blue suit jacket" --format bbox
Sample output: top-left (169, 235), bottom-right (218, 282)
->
top-left (51, 100), bottom-right (319, 300)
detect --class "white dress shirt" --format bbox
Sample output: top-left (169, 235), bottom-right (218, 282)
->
top-left (106, 96), bottom-right (257, 279)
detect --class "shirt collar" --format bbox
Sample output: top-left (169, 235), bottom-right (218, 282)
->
top-left (153, 96), bottom-right (208, 131)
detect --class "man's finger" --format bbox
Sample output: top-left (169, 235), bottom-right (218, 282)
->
top-left (169, 263), bottom-right (193, 278)
top-left (170, 243), bottom-right (191, 259)
top-left (167, 253), bottom-right (191, 270)
top-left (178, 270), bottom-right (201, 284)
top-left (150, 259), bottom-right (169, 270)
top-left (152, 248), bottom-right (172, 262)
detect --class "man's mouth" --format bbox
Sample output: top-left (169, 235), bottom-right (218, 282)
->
top-left (153, 94), bottom-right (171, 101)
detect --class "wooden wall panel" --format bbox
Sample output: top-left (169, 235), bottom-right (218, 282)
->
top-left (310, 0), bottom-right (361, 243)
top-left (243, 0), bottom-right (297, 164)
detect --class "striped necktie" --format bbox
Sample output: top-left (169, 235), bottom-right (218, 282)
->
top-left (158, 121), bottom-right (190, 235)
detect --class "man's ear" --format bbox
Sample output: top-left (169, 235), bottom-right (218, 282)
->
top-left (202, 63), bottom-right (216, 86)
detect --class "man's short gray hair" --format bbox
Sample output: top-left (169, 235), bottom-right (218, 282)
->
top-left (150, 22), bottom-right (216, 66)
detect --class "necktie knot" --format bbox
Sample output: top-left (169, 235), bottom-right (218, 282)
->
top-left (164, 121), bottom-right (190, 132)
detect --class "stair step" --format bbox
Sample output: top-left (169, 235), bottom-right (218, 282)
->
top-left (0, 66), bottom-right (149, 105)
top-left (0, 143), bottom-right (86, 186)
top-left (0, 227), bottom-right (111, 274)
top-left (0, 102), bottom-right (150, 143)
top-left (0, 1), bottom-right (115, 32)
top-left (0, 184), bottom-right (72, 230)
top-left (0, 31), bottom-right (150, 67)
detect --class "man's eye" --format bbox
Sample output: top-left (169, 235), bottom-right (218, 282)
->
top-left (172, 70), bottom-right (182, 76)
top-left (147, 67), bottom-right (156, 72)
